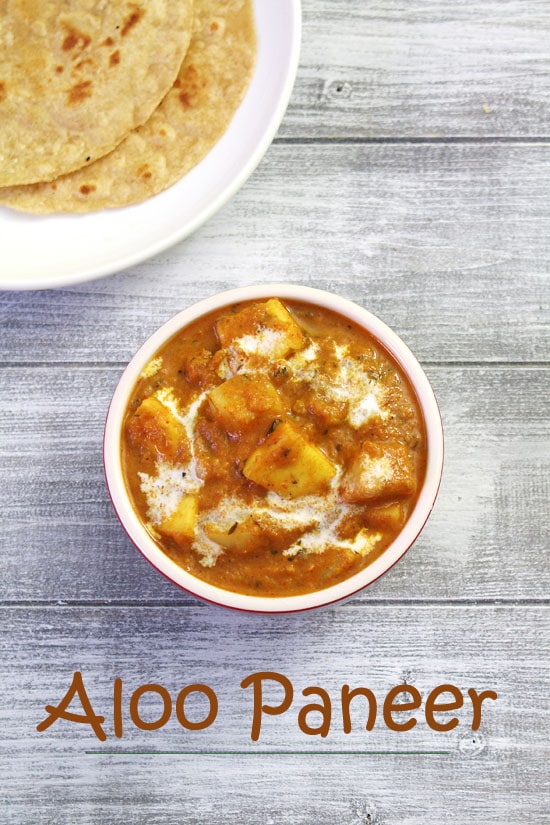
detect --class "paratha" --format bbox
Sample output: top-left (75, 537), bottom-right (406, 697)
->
top-left (0, 0), bottom-right (195, 186)
top-left (0, 0), bottom-right (256, 212)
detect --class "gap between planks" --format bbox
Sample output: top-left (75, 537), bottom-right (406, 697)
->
top-left (1, 361), bottom-right (549, 370)
top-left (273, 136), bottom-right (550, 145)
top-left (1, 599), bottom-right (548, 608)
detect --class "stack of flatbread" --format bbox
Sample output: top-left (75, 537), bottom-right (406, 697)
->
top-left (0, 0), bottom-right (256, 213)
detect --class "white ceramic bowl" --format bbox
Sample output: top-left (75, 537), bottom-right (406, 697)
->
top-left (104, 284), bottom-right (444, 613)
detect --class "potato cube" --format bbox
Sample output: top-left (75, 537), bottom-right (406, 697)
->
top-left (126, 395), bottom-right (188, 462)
top-left (158, 495), bottom-right (197, 542)
top-left (340, 441), bottom-right (416, 505)
top-left (215, 299), bottom-right (305, 359)
top-left (243, 421), bottom-right (336, 498)
top-left (204, 517), bottom-right (266, 554)
top-left (207, 374), bottom-right (283, 436)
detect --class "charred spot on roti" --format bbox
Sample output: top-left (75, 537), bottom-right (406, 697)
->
top-left (121, 7), bottom-right (146, 38)
top-left (61, 26), bottom-right (91, 53)
top-left (137, 164), bottom-right (153, 180)
top-left (73, 57), bottom-right (95, 73)
top-left (0, 82), bottom-right (6, 103)
top-left (67, 80), bottom-right (93, 105)
top-left (177, 64), bottom-right (207, 109)
top-left (109, 51), bottom-right (121, 67)
top-left (79, 184), bottom-right (96, 195)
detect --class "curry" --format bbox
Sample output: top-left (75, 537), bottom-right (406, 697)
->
top-left (122, 298), bottom-right (427, 596)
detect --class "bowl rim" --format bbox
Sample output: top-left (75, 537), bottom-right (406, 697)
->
top-left (103, 283), bottom-right (444, 613)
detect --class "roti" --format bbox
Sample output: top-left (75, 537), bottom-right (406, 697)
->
top-left (0, 0), bottom-right (195, 186)
top-left (0, 0), bottom-right (257, 213)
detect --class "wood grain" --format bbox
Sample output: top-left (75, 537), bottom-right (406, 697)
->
top-left (1, 364), bottom-right (548, 604)
top-left (1, 1), bottom-right (549, 821)
top-left (1, 142), bottom-right (548, 365)
top-left (1, 605), bottom-right (548, 824)
top-left (284, 0), bottom-right (550, 139)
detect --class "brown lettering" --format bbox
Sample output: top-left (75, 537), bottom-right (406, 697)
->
top-left (341, 685), bottom-right (377, 733)
top-left (241, 671), bottom-right (293, 741)
top-left (425, 684), bottom-right (464, 731)
top-left (129, 683), bottom-right (171, 731)
top-left (37, 671), bottom-right (106, 741)
top-left (298, 687), bottom-right (331, 737)
top-left (468, 688), bottom-right (498, 730)
top-left (175, 684), bottom-right (218, 731)
top-left (113, 677), bottom-right (123, 738)
top-left (383, 684), bottom-right (422, 731)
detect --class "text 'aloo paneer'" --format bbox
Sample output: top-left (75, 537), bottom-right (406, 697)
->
top-left (243, 421), bottom-right (336, 498)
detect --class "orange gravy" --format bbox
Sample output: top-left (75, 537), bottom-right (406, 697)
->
top-left (122, 299), bottom-right (427, 596)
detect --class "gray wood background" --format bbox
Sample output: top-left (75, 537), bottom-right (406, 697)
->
top-left (1, 1), bottom-right (549, 822)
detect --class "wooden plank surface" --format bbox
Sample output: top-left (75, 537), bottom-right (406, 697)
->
top-left (2, 142), bottom-right (549, 365)
top-left (1, 0), bottom-right (549, 822)
top-left (284, 0), bottom-right (550, 139)
top-left (1, 364), bottom-right (548, 603)
top-left (2, 605), bottom-right (549, 824)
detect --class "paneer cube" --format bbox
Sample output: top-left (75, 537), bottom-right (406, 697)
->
top-left (364, 502), bottom-right (406, 531)
top-left (263, 299), bottom-right (305, 352)
top-left (340, 441), bottom-right (416, 505)
top-left (243, 421), bottom-right (336, 498)
top-left (215, 298), bottom-right (306, 360)
top-left (207, 374), bottom-right (283, 436)
top-left (158, 495), bottom-right (197, 542)
top-left (126, 395), bottom-right (189, 463)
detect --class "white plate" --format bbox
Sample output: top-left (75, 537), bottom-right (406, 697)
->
top-left (0, 0), bottom-right (301, 290)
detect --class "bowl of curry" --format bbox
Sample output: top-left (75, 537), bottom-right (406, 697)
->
top-left (104, 284), bottom-right (443, 612)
